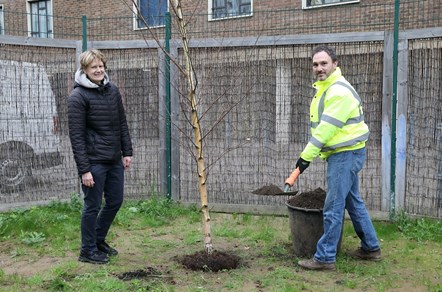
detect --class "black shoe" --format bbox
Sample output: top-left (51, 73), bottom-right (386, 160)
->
top-left (78, 250), bottom-right (109, 264)
top-left (97, 241), bottom-right (118, 256)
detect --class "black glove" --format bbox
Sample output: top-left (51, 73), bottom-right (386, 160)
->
top-left (296, 158), bottom-right (310, 174)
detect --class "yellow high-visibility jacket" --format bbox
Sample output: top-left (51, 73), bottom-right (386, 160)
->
top-left (300, 67), bottom-right (369, 161)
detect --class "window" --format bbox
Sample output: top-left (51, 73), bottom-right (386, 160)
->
top-left (0, 5), bottom-right (4, 35)
top-left (209, 0), bottom-right (252, 20)
top-left (303, 0), bottom-right (359, 9)
top-left (28, 0), bottom-right (53, 38)
top-left (135, 0), bottom-right (168, 29)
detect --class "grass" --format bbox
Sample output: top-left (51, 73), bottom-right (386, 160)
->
top-left (0, 194), bottom-right (441, 291)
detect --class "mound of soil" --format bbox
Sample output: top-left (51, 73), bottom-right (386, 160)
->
top-left (175, 250), bottom-right (241, 272)
top-left (287, 187), bottom-right (326, 209)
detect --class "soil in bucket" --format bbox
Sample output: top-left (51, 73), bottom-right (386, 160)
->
top-left (286, 188), bottom-right (343, 258)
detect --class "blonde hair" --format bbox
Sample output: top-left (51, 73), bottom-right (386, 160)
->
top-left (79, 49), bottom-right (107, 71)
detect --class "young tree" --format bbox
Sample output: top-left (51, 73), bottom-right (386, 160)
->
top-left (169, 0), bottom-right (213, 254)
top-left (128, 0), bottom-right (215, 254)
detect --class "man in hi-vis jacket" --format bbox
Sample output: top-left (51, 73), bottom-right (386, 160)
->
top-left (296, 45), bottom-right (381, 271)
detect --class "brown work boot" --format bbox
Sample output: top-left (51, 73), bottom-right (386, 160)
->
top-left (298, 258), bottom-right (336, 271)
top-left (349, 247), bottom-right (381, 261)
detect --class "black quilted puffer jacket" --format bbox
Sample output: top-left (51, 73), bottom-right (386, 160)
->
top-left (68, 70), bottom-right (133, 176)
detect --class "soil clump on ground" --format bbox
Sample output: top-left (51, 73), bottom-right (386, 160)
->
top-left (116, 266), bottom-right (164, 281)
top-left (175, 250), bottom-right (241, 272)
top-left (287, 187), bottom-right (326, 209)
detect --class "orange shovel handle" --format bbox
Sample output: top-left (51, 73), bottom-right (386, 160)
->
top-left (284, 167), bottom-right (301, 187)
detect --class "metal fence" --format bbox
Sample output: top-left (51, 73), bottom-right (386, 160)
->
top-left (0, 1), bottom-right (441, 219)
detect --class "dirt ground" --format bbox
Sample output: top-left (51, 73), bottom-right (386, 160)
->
top-left (171, 187), bottom-right (328, 271)
top-left (1, 188), bottom-right (327, 275)
top-left (0, 190), bottom-right (439, 291)
top-left (174, 250), bottom-right (241, 272)
top-left (0, 217), bottom-right (438, 292)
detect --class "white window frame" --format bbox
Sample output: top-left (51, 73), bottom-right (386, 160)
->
top-left (302, 0), bottom-right (360, 10)
top-left (133, 0), bottom-right (169, 30)
top-left (0, 5), bottom-right (4, 35)
top-left (208, 0), bottom-right (253, 21)
top-left (26, 0), bottom-right (53, 38)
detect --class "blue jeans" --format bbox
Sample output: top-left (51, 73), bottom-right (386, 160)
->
top-left (314, 148), bottom-right (380, 263)
top-left (81, 161), bottom-right (124, 252)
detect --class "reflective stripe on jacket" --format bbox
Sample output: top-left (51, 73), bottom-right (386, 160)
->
top-left (300, 68), bottom-right (369, 161)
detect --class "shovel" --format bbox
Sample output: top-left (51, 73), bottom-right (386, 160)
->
top-left (284, 167), bottom-right (301, 193)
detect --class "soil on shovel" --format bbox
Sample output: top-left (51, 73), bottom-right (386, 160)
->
top-left (252, 184), bottom-right (283, 195)
top-left (175, 250), bottom-right (241, 272)
top-left (252, 184), bottom-right (298, 196)
top-left (287, 187), bottom-right (326, 209)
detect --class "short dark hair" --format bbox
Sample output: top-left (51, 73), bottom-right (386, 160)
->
top-left (311, 45), bottom-right (338, 62)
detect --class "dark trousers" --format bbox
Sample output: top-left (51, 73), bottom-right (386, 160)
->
top-left (80, 160), bottom-right (124, 252)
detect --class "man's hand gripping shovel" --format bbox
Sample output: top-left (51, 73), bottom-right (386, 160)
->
top-left (284, 167), bottom-right (301, 193)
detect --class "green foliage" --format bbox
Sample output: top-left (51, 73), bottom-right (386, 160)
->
top-left (45, 276), bottom-right (72, 291)
top-left (394, 210), bottom-right (442, 243)
top-left (250, 225), bottom-right (275, 242)
top-left (369, 220), bottom-right (401, 241)
top-left (20, 231), bottom-right (46, 245)
top-left (116, 196), bottom-right (199, 228)
top-left (0, 194), bottom-right (83, 240)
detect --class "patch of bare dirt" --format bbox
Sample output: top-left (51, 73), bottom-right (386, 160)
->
top-left (174, 250), bottom-right (241, 272)
top-left (287, 187), bottom-right (326, 209)
top-left (0, 254), bottom-right (69, 277)
top-left (0, 242), bottom-right (76, 277)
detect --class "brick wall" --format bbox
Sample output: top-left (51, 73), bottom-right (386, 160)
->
top-left (0, 0), bottom-right (441, 40)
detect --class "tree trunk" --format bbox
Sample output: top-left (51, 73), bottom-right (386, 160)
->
top-left (170, 0), bottom-right (213, 254)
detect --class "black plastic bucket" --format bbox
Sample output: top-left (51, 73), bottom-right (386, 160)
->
top-left (286, 202), bottom-right (343, 258)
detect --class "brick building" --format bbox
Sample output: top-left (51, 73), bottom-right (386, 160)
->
top-left (1, 0), bottom-right (440, 40)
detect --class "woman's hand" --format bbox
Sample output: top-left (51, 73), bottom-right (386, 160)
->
top-left (123, 156), bottom-right (132, 170)
top-left (82, 172), bottom-right (95, 188)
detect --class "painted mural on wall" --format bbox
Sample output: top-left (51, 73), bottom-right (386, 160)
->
top-left (0, 60), bottom-right (61, 193)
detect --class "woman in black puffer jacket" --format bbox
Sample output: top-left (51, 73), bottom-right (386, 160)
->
top-left (68, 49), bottom-right (133, 265)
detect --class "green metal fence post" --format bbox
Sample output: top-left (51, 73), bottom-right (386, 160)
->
top-left (165, 12), bottom-right (172, 199)
top-left (82, 15), bottom-right (87, 52)
top-left (390, 0), bottom-right (400, 222)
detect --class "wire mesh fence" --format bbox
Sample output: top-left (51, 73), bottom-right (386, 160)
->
top-left (406, 38), bottom-right (442, 217)
top-left (0, 45), bottom-right (77, 203)
top-left (177, 41), bottom-right (385, 211)
top-left (0, 1), bottom-right (441, 218)
top-left (0, 43), bottom-right (162, 206)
